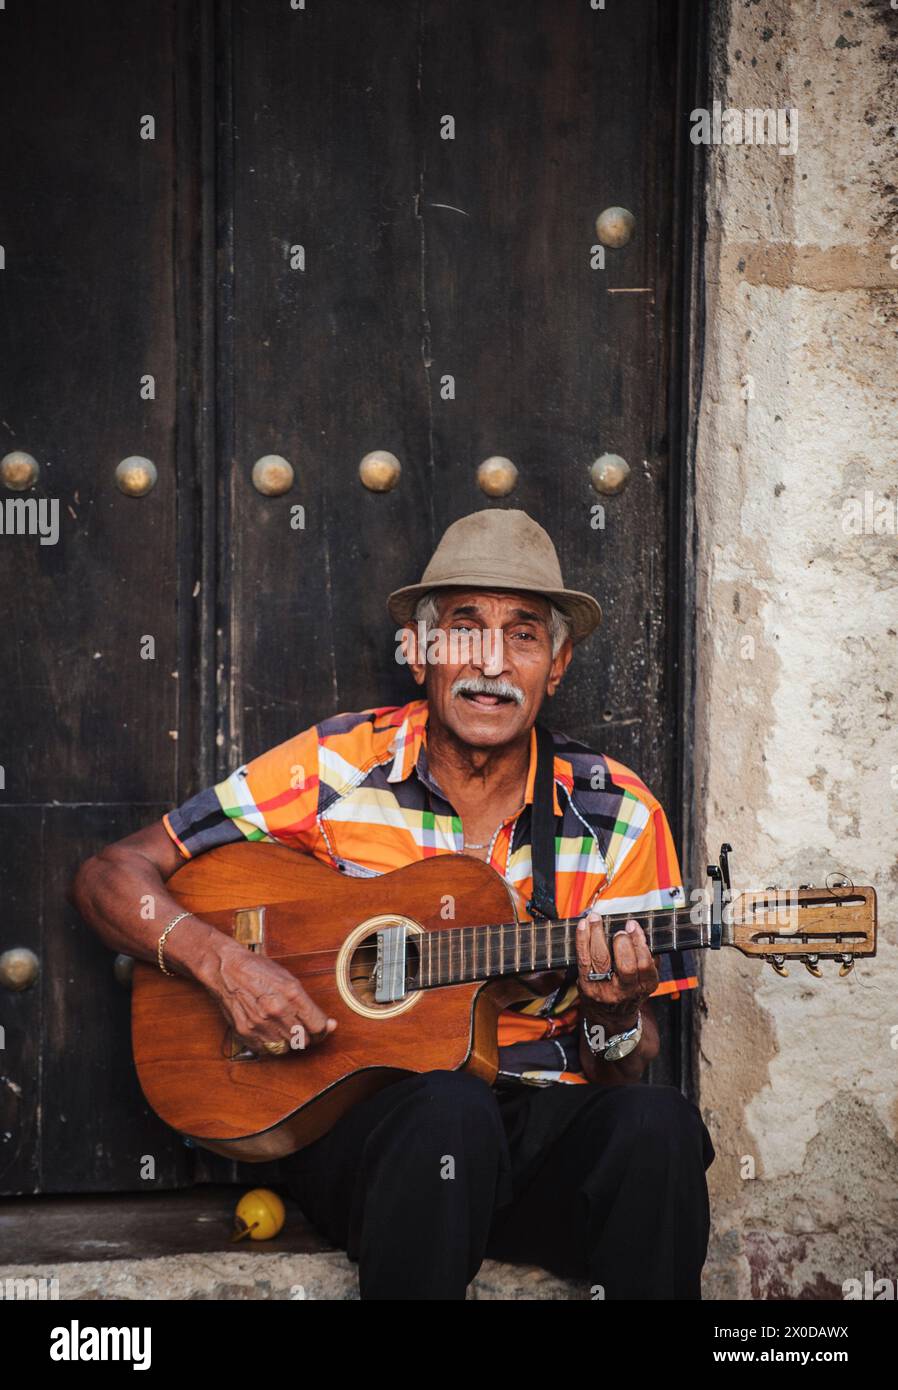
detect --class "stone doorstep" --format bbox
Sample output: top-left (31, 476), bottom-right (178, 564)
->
top-left (0, 1187), bottom-right (585, 1299)
top-left (0, 1252), bottom-right (585, 1300)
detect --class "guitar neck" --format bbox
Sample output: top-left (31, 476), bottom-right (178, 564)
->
top-left (417, 906), bottom-right (706, 989)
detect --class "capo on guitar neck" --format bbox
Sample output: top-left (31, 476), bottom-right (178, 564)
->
top-left (705, 842), bottom-right (732, 951)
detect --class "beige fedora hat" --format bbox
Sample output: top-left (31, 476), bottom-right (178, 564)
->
top-left (387, 509), bottom-right (602, 645)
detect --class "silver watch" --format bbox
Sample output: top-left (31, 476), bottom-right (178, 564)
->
top-left (583, 1010), bottom-right (642, 1062)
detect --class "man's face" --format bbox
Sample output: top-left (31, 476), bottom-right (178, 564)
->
top-left (406, 589), bottom-right (573, 748)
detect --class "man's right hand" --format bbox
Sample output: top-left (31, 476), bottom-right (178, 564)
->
top-left (196, 941), bottom-right (337, 1056)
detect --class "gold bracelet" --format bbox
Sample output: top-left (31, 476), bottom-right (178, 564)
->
top-left (157, 911), bottom-right (194, 976)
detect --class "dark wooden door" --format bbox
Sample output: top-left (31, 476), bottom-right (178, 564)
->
top-left (0, 0), bottom-right (696, 1194)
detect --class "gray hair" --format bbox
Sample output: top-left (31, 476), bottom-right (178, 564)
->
top-left (412, 590), bottom-right (571, 657)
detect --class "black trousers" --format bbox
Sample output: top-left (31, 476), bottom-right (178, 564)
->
top-left (279, 1070), bottom-right (715, 1301)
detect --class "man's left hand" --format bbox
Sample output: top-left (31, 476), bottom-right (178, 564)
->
top-left (575, 906), bottom-right (659, 1025)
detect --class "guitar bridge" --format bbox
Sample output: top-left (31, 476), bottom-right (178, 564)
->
top-left (233, 906), bottom-right (266, 951)
top-left (226, 907), bottom-right (267, 1059)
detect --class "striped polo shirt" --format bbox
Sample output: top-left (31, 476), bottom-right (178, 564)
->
top-left (162, 698), bottom-right (698, 1084)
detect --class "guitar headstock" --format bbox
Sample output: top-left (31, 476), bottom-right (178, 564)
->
top-left (728, 885), bottom-right (877, 977)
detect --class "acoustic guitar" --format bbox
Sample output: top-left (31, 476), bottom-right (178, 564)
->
top-left (131, 841), bottom-right (877, 1161)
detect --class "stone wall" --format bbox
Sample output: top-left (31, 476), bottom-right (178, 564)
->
top-left (693, 0), bottom-right (898, 1298)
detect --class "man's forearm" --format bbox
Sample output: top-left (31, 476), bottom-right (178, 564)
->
top-left (71, 847), bottom-right (229, 985)
top-left (577, 998), bottom-right (659, 1085)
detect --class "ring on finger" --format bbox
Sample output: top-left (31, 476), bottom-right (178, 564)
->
top-left (587, 968), bottom-right (614, 982)
top-left (263, 1039), bottom-right (289, 1055)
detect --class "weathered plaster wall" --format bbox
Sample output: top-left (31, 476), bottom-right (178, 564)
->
top-left (694, 0), bottom-right (898, 1298)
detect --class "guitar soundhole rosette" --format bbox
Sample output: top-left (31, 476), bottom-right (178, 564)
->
top-left (336, 915), bottom-right (424, 1020)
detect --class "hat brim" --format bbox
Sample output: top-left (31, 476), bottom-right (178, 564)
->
top-left (386, 578), bottom-right (602, 645)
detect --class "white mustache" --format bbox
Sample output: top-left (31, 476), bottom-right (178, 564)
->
top-left (451, 675), bottom-right (525, 706)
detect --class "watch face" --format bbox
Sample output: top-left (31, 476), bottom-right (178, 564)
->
top-left (604, 1033), bottom-right (640, 1062)
top-left (602, 1016), bottom-right (642, 1061)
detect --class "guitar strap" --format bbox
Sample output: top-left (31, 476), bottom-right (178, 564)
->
top-left (527, 722), bottom-right (580, 1006)
top-left (526, 721), bottom-right (560, 922)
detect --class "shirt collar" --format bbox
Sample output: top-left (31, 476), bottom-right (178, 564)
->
top-left (386, 698), bottom-right (564, 817)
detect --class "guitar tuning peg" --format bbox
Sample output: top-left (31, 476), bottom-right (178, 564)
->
top-left (803, 955), bottom-right (822, 978)
top-left (839, 956), bottom-right (855, 977)
top-left (768, 955), bottom-right (789, 978)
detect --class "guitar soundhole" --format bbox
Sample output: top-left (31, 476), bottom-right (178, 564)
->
top-left (335, 914), bottom-right (425, 1018)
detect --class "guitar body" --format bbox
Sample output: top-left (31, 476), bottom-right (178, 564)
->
top-left (132, 843), bottom-right (531, 1161)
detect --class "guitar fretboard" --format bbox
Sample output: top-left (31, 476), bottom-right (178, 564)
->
top-left (417, 906), bottom-right (704, 989)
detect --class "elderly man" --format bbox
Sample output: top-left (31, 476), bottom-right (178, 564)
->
top-left (74, 509), bottom-right (714, 1301)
